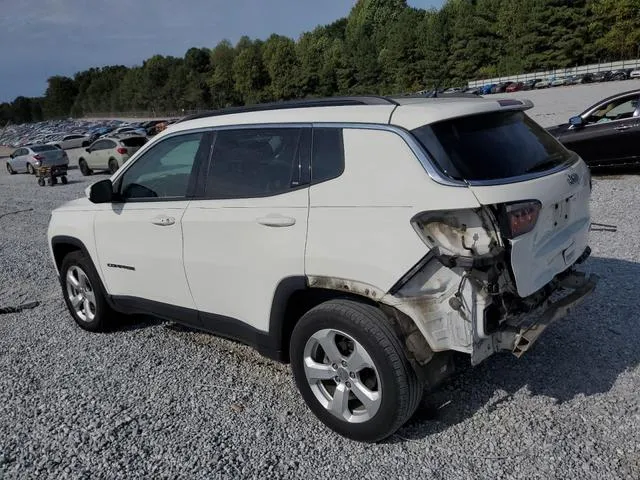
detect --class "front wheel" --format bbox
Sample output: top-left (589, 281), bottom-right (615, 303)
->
top-left (61, 176), bottom-right (68, 184)
top-left (60, 251), bottom-right (116, 332)
top-left (78, 159), bottom-right (91, 176)
top-left (6, 163), bottom-right (15, 175)
top-left (290, 300), bottom-right (423, 442)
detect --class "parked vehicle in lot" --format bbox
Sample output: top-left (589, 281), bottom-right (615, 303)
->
top-left (464, 86), bottom-right (482, 95)
top-left (609, 69), bottom-right (629, 81)
top-left (48, 96), bottom-right (597, 442)
top-left (47, 134), bottom-right (89, 150)
top-left (481, 84), bottom-right (496, 95)
top-left (551, 77), bottom-right (568, 87)
top-left (491, 82), bottom-right (512, 94)
top-left (77, 136), bottom-right (147, 175)
top-left (6, 144), bottom-right (67, 174)
top-left (522, 79), bottom-right (539, 90)
top-left (568, 73), bottom-right (594, 85)
top-left (534, 78), bottom-right (552, 88)
top-left (591, 71), bottom-right (611, 82)
top-left (111, 126), bottom-right (147, 138)
top-left (630, 69), bottom-right (640, 79)
top-left (547, 89), bottom-right (640, 167)
top-left (506, 82), bottom-right (524, 92)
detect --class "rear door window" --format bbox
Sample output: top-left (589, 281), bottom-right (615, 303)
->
top-left (31, 145), bottom-right (57, 153)
top-left (205, 127), bottom-right (310, 198)
top-left (412, 111), bottom-right (573, 182)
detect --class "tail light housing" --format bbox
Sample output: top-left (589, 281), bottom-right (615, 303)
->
top-left (116, 147), bottom-right (128, 155)
top-left (33, 154), bottom-right (44, 161)
top-left (504, 201), bottom-right (541, 238)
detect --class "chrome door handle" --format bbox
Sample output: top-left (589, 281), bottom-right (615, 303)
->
top-left (615, 125), bottom-right (631, 131)
top-left (151, 215), bottom-right (175, 226)
top-left (257, 215), bottom-right (296, 227)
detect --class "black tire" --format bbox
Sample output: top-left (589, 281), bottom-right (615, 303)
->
top-left (61, 176), bottom-right (68, 185)
top-left (38, 177), bottom-right (45, 186)
top-left (6, 163), bottom-right (15, 175)
top-left (290, 300), bottom-right (423, 442)
top-left (26, 163), bottom-right (35, 175)
top-left (51, 177), bottom-right (58, 186)
top-left (108, 158), bottom-right (119, 174)
top-left (59, 251), bottom-right (116, 332)
top-left (79, 159), bottom-right (91, 176)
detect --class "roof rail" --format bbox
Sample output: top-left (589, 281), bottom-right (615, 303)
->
top-left (176, 96), bottom-right (399, 123)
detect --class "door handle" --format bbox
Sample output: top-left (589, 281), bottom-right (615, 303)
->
top-left (256, 215), bottom-right (296, 227)
top-left (615, 125), bottom-right (631, 131)
top-left (151, 215), bottom-right (175, 226)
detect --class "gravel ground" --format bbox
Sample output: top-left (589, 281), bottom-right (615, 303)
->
top-left (1, 88), bottom-right (640, 479)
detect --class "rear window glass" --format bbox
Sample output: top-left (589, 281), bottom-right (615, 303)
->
top-left (121, 137), bottom-right (147, 147)
top-left (31, 145), bottom-right (57, 153)
top-left (411, 111), bottom-right (573, 182)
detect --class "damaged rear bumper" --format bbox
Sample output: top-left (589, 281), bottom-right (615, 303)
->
top-left (496, 271), bottom-right (599, 357)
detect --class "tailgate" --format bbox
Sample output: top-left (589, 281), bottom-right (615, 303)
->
top-left (469, 160), bottom-right (591, 297)
top-left (41, 149), bottom-right (68, 166)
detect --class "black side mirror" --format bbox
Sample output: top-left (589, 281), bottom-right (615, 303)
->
top-left (569, 116), bottom-right (584, 128)
top-left (89, 179), bottom-right (114, 204)
top-left (9, 154), bottom-right (14, 159)
top-left (85, 148), bottom-right (91, 153)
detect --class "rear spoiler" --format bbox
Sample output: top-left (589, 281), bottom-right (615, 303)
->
top-left (496, 99), bottom-right (534, 111)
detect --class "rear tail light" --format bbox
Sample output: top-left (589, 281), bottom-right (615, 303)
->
top-left (504, 201), bottom-right (541, 238)
top-left (33, 154), bottom-right (44, 161)
top-left (116, 147), bottom-right (128, 155)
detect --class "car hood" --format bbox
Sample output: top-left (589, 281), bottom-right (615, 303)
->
top-left (53, 197), bottom-right (94, 212)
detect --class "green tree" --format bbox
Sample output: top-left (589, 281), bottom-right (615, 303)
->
top-left (209, 40), bottom-right (239, 108)
top-left (262, 34), bottom-right (300, 100)
top-left (43, 76), bottom-right (78, 118)
top-left (232, 38), bottom-right (269, 104)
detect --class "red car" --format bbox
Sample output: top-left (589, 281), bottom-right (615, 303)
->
top-left (506, 82), bottom-right (524, 93)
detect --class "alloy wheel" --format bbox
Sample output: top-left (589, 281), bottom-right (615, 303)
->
top-left (65, 266), bottom-right (97, 322)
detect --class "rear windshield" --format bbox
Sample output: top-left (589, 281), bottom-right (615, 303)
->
top-left (411, 111), bottom-right (573, 182)
top-left (121, 137), bottom-right (147, 147)
top-left (31, 145), bottom-right (58, 153)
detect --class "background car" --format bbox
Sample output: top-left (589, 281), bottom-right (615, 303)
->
top-left (480, 84), bottom-right (496, 95)
top-left (6, 144), bottom-right (67, 174)
top-left (551, 77), bottom-right (568, 87)
top-left (110, 126), bottom-right (148, 138)
top-left (522, 79), bottom-right (540, 90)
top-left (591, 70), bottom-right (611, 82)
top-left (506, 82), bottom-right (524, 92)
top-left (546, 88), bottom-right (640, 168)
top-left (535, 79), bottom-right (552, 88)
top-left (77, 136), bottom-right (147, 175)
top-left (47, 134), bottom-right (89, 150)
top-left (609, 69), bottom-right (629, 81)
top-left (630, 69), bottom-right (640, 79)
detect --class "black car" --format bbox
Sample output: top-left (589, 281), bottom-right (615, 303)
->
top-left (547, 89), bottom-right (640, 168)
top-left (591, 70), bottom-right (611, 82)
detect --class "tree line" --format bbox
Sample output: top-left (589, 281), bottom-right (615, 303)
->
top-left (2, 0), bottom-right (639, 125)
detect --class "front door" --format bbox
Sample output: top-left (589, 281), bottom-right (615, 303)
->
top-left (94, 130), bottom-right (212, 325)
top-left (182, 126), bottom-right (311, 337)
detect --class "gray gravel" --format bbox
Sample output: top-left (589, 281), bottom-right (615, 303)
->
top-left (1, 104), bottom-right (640, 478)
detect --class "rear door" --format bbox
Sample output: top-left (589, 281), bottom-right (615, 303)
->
top-left (181, 126), bottom-right (311, 335)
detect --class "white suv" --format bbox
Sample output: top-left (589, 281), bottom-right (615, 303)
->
top-left (47, 96), bottom-right (597, 442)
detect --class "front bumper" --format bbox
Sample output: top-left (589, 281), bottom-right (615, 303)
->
top-left (496, 270), bottom-right (599, 357)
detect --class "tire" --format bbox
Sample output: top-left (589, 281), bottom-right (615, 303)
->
top-left (108, 158), bottom-right (119, 174)
top-left (78, 159), bottom-right (91, 176)
top-left (6, 163), bottom-right (15, 175)
top-left (38, 177), bottom-right (45, 186)
top-left (61, 176), bottom-right (68, 185)
top-left (26, 163), bottom-right (35, 175)
top-left (50, 177), bottom-right (58, 186)
top-left (290, 300), bottom-right (423, 442)
top-left (59, 251), bottom-right (115, 332)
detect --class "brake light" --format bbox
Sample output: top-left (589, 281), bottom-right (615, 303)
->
top-left (33, 154), bottom-right (44, 160)
top-left (505, 201), bottom-right (541, 238)
top-left (116, 147), bottom-right (127, 155)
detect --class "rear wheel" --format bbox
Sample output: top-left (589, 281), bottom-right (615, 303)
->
top-left (290, 300), bottom-right (423, 442)
top-left (79, 159), bottom-right (91, 176)
top-left (26, 163), bottom-right (35, 175)
top-left (37, 177), bottom-right (45, 186)
top-left (60, 251), bottom-right (116, 332)
top-left (108, 158), bottom-right (119, 174)
top-left (6, 163), bottom-right (15, 175)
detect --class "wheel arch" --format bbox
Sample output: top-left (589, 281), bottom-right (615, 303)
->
top-left (268, 276), bottom-right (378, 363)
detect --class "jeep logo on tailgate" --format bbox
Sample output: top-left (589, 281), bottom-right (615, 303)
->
top-left (567, 173), bottom-right (580, 185)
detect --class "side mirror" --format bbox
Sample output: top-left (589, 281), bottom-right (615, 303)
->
top-left (85, 148), bottom-right (91, 153)
top-left (88, 179), bottom-right (114, 204)
top-left (9, 154), bottom-right (14, 159)
top-left (569, 116), bottom-right (584, 127)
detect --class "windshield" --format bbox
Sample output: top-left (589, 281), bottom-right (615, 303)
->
top-left (411, 111), bottom-right (573, 182)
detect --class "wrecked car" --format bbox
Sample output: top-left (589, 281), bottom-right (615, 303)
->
top-left (47, 95), bottom-right (597, 442)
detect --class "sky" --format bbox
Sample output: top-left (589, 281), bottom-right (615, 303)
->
top-left (0, 0), bottom-right (442, 102)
